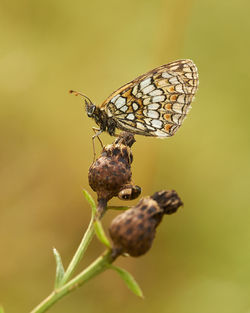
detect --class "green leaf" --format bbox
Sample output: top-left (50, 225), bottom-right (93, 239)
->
top-left (53, 248), bottom-right (65, 288)
top-left (94, 220), bottom-right (111, 249)
top-left (108, 264), bottom-right (144, 298)
top-left (0, 306), bottom-right (5, 313)
top-left (82, 189), bottom-right (96, 216)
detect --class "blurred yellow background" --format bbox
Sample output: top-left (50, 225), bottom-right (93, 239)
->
top-left (1, 0), bottom-right (250, 312)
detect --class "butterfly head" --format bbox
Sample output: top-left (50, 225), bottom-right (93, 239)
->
top-left (85, 99), bottom-right (96, 117)
top-left (69, 90), bottom-right (97, 117)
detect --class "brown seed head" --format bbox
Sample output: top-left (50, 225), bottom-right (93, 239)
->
top-left (109, 197), bottom-right (163, 257)
top-left (151, 190), bottom-right (183, 215)
top-left (114, 131), bottom-right (136, 148)
top-left (109, 190), bottom-right (183, 257)
top-left (88, 132), bottom-right (139, 202)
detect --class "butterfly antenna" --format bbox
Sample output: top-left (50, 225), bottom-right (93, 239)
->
top-left (69, 90), bottom-right (93, 104)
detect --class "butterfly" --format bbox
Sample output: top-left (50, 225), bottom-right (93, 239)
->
top-left (70, 59), bottom-right (199, 139)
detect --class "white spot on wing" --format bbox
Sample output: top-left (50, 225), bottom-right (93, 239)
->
top-left (169, 77), bottom-right (179, 84)
top-left (144, 118), bottom-right (152, 125)
top-left (149, 89), bottom-right (163, 96)
top-left (175, 84), bottom-right (184, 93)
top-left (136, 122), bottom-right (146, 130)
top-left (151, 119), bottom-right (163, 129)
top-left (132, 102), bottom-right (139, 110)
top-left (148, 103), bottom-right (160, 110)
top-left (142, 84), bottom-right (155, 94)
top-left (146, 125), bottom-right (155, 131)
top-left (120, 105), bottom-right (128, 112)
top-left (155, 129), bottom-right (169, 137)
top-left (152, 95), bottom-right (165, 103)
top-left (127, 113), bottom-right (135, 120)
top-left (143, 110), bottom-right (159, 119)
top-left (143, 98), bottom-right (151, 105)
top-left (159, 81), bottom-right (172, 88)
top-left (115, 97), bottom-right (126, 108)
top-left (162, 72), bottom-right (172, 78)
top-left (177, 94), bottom-right (185, 104)
top-left (111, 94), bottom-right (120, 103)
top-left (140, 77), bottom-right (151, 89)
top-left (132, 85), bottom-right (138, 96)
top-left (172, 103), bottom-right (184, 113)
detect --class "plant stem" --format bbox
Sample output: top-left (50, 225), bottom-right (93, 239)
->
top-left (30, 250), bottom-right (113, 313)
top-left (61, 197), bottom-right (109, 285)
top-left (107, 205), bottom-right (130, 211)
top-left (60, 214), bottom-right (95, 285)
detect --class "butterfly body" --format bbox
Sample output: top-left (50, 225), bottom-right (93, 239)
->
top-left (79, 59), bottom-right (199, 138)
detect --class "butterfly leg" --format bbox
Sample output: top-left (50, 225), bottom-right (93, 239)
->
top-left (92, 127), bottom-right (104, 160)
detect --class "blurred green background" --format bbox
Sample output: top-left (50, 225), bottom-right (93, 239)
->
top-left (1, 0), bottom-right (250, 312)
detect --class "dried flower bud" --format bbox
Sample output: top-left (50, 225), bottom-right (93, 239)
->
top-left (109, 197), bottom-right (162, 257)
top-left (118, 184), bottom-right (141, 201)
top-left (114, 131), bottom-right (136, 148)
top-left (151, 190), bottom-right (183, 215)
top-left (109, 190), bottom-right (183, 257)
top-left (88, 132), bottom-right (139, 202)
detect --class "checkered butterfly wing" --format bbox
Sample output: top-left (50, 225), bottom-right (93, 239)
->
top-left (100, 59), bottom-right (199, 137)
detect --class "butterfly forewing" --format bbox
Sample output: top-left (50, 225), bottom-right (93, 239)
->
top-left (101, 59), bottom-right (198, 137)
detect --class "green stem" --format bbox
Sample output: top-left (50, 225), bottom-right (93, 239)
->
top-left (60, 214), bottom-right (95, 285)
top-left (107, 205), bottom-right (130, 211)
top-left (61, 198), bottom-right (108, 285)
top-left (30, 250), bottom-right (113, 313)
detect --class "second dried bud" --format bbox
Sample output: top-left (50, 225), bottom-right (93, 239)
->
top-left (109, 190), bottom-right (183, 257)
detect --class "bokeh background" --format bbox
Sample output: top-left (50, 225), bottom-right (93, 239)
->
top-left (1, 0), bottom-right (250, 312)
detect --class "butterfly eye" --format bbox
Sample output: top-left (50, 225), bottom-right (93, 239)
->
top-left (86, 102), bottom-right (96, 117)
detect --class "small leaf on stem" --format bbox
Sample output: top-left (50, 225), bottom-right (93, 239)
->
top-left (53, 248), bottom-right (65, 288)
top-left (108, 264), bottom-right (144, 298)
top-left (82, 189), bottom-right (97, 216)
top-left (94, 220), bottom-right (111, 249)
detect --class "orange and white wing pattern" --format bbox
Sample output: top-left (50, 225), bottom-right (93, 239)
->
top-left (100, 59), bottom-right (199, 137)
